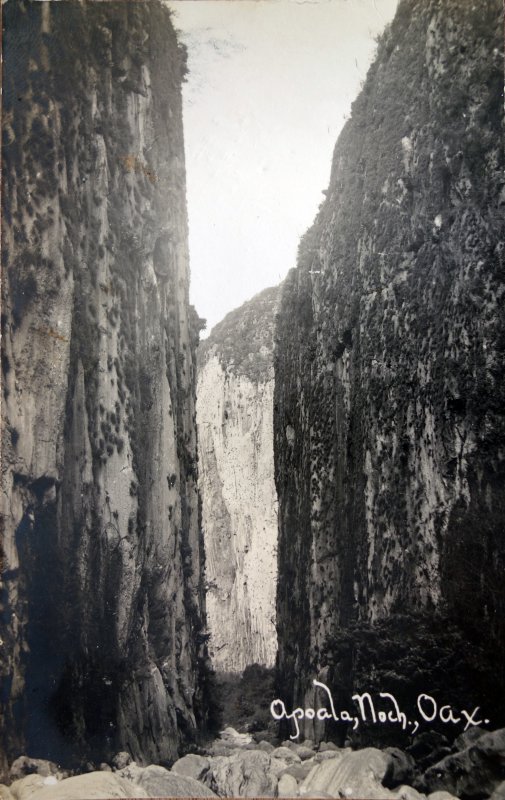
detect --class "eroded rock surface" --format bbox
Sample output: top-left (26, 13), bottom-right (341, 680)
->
top-left (197, 287), bottom-right (279, 670)
top-left (274, 0), bottom-right (504, 744)
top-left (1, 0), bottom-right (208, 771)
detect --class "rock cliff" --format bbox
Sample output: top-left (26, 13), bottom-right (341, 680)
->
top-left (197, 288), bottom-right (279, 671)
top-left (1, 0), bottom-right (209, 771)
top-left (274, 0), bottom-right (505, 744)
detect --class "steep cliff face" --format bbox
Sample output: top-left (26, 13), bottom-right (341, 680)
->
top-left (274, 0), bottom-right (504, 743)
top-left (1, 0), bottom-right (209, 770)
top-left (197, 288), bottom-right (279, 671)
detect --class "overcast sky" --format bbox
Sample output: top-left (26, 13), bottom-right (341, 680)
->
top-left (167, 0), bottom-right (399, 335)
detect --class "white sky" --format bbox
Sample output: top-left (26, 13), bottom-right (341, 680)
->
top-left (167, 0), bottom-right (399, 335)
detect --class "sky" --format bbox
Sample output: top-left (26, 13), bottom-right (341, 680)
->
top-left (167, 0), bottom-right (399, 335)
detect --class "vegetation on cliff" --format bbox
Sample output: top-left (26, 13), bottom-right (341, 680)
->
top-left (274, 0), bottom-right (505, 746)
top-left (1, 0), bottom-right (210, 771)
top-left (198, 286), bottom-right (279, 383)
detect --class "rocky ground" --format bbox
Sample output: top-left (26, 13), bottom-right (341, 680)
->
top-left (2, 726), bottom-right (505, 799)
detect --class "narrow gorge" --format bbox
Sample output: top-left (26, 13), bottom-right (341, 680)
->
top-left (2, 0), bottom-right (505, 797)
top-left (274, 0), bottom-right (505, 746)
top-left (1, 0), bottom-right (210, 772)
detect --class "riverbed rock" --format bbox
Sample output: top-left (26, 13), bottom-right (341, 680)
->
top-left (453, 727), bottom-right (485, 751)
top-left (384, 748), bottom-right (416, 788)
top-left (9, 758), bottom-right (63, 783)
top-left (210, 751), bottom-right (278, 797)
top-left (256, 741), bottom-right (275, 753)
top-left (135, 765), bottom-right (216, 798)
top-left (314, 750), bottom-right (345, 763)
top-left (115, 763), bottom-right (145, 784)
top-left (219, 727), bottom-right (254, 747)
top-left (491, 782), bottom-right (505, 800)
top-left (282, 759), bottom-right (318, 782)
top-left (111, 753), bottom-right (132, 771)
top-left (172, 754), bottom-right (211, 783)
top-left (299, 747), bottom-right (395, 799)
top-left (292, 744), bottom-right (317, 761)
top-left (423, 728), bottom-right (505, 797)
top-left (278, 772), bottom-right (299, 797)
top-left (29, 772), bottom-right (149, 799)
top-left (392, 787), bottom-right (426, 800)
top-left (272, 746), bottom-right (302, 764)
top-left (9, 774), bottom-right (48, 799)
top-left (319, 742), bottom-right (340, 752)
top-left (203, 741), bottom-right (231, 757)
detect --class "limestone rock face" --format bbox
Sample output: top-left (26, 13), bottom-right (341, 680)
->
top-left (1, 0), bottom-right (208, 771)
top-left (274, 0), bottom-right (505, 743)
top-left (197, 288), bottom-right (279, 670)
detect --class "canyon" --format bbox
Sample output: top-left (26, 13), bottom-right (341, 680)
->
top-left (1, 0), bottom-right (504, 795)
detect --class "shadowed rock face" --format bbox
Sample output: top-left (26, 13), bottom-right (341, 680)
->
top-left (274, 0), bottom-right (505, 744)
top-left (197, 287), bottom-right (279, 671)
top-left (1, 0), bottom-right (208, 770)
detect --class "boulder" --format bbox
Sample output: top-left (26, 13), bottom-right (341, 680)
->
top-left (172, 754), bottom-right (210, 783)
top-left (9, 758), bottom-right (63, 783)
top-left (282, 738), bottom-right (315, 750)
top-left (282, 760), bottom-right (317, 782)
top-left (427, 793), bottom-right (460, 800)
top-left (219, 727), bottom-right (253, 747)
top-left (256, 741), bottom-right (275, 753)
top-left (423, 728), bottom-right (505, 798)
top-left (271, 747), bottom-right (302, 765)
top-left (28, 772), bottom-right (149, 799)
top-left (408, 733), bottom-right (452, 771)
top-left (491, 782), bottom-right (505, 800)
top-left (314, 751), bottom-right (344, 763)
top-left (135, 766), bottom-right (217, 798)
top-left (299, 747), bottom-right (397, 799)
top-left (384, 748), bottom-right (416, 788)
top-left (111, 753), bottom-right (132, 771)
top-left (278, 773), bottom-right (299, 797)
top-left (115, 763), bottom-right (145, 784)
top-left (282, 740), bottom-right (298, 749)
top-left (205, 742), bottom-right (237, 757)
top-left (319, 742), bottom-right (340, 752)
top-left (0, 786), bottom-right (14, 800)
top-left (392, 787), bottom-right (426, 800)
top-left (210, 750), bottom-right (278, 797)
top-left (291, 744), bottom-right (316, 761)
top-left (9, 774), bottom-right (47, 799)
top-left (408, 733), bottom-right (450, 759)
top-left (252, 729), bottom-right (278, 745)
top-left (454, 727), bottom-right (485, 751)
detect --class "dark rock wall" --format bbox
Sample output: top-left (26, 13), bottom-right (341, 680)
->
top-left (1, 0), bottom-right (209, 771)
top-left (274, 0), bottom-right (505, 743)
